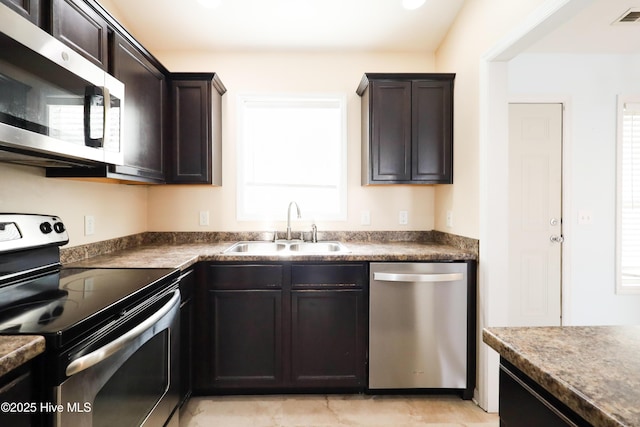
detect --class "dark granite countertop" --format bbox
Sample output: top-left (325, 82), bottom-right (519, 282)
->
top-left (483, 326), bottom-right (640, 427)
top-left (64, 240), bottom-right (476, 270)
top-left (0, 336), bottom-right (45, 378)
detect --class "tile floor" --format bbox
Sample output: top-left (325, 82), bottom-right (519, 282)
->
top-left (180, 394), bottom-right (498, 427)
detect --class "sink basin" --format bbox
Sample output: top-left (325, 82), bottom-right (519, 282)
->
top-left (222, 240), bottom-right (350, 255)
top-left (288, 242), bottom-right (350, 253)
top-left (223, 241), bottom-right (287, 254)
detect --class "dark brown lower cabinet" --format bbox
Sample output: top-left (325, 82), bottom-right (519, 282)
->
top-left (210, 289), bottom-right (283, 388)
top-left (194, 262), bottom-right (367, 394)
top-left (499, 359), bottom-right (591, 427)
top-left (291, 289), bottom-right (365, 388)
top-left (0, 362), bottom-right (37, 427)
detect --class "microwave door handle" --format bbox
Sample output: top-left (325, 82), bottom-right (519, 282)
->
top-left (65, 290), bottom-right (180, 377)
top-left (102, 86), bottom-right (111, 148)
top-left (83, 86), bottom-right (104, 148)
top-left (373, 272), bottom-right (464, 283)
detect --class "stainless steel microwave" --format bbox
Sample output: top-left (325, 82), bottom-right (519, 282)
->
top-left (0, 3), bottom-right (124, 167)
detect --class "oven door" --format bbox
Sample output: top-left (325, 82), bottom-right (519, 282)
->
top-left (54, 289), bottom-right (180, 427)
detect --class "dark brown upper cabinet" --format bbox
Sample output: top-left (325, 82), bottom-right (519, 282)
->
top-left (357, 73), bottom-right (455, 185)
top-left (47, 27), bottom-right (170, 183)
top-left (50, 0), bottom-right (108, 70)
top-left (0, 0), bottom-right (41, 26)
top-left (109, 32), bottom-right (167, 182)
top-left (167, 73), bottom-right (226, 185)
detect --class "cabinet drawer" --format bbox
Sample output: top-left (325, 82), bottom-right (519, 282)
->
top-left (207, 264), bottom-right (284, 290)
top-left (291, 263), bottom-right (366, 289)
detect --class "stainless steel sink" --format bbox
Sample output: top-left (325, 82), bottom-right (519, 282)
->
top-left (222, 240), bottom-right (349, 255)
top-left (222, 241), bottom-right (287, 254)
top-left (288, 241), bottom-right (350, 253)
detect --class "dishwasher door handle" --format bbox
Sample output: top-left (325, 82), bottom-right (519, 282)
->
top-left (373, 272), bottom-right (464, 283)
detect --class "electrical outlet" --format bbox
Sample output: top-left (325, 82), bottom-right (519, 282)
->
top-left (199, 211), bottom-right (210, 226)
top-left (578, 210), bottom-right (593, 225)
top-left (399, 210), bottom-right (408, 225)
top-left (361, 210), bottom-right (371, 226)
top-left (84, 215), bottom-right (95, 236)
top-left (446, 211), bottom-right (453, 228)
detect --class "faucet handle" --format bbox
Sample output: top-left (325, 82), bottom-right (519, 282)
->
top-left (311, 224), bottom-right (318, 243)
top-left (272, 231), bottom-right (278, 242)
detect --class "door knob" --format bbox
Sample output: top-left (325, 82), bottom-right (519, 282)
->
top-left (550, 235), bottom-right (564, 243)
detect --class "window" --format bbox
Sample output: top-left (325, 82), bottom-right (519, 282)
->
top-left (237, 94), bottom-right (347, 221)
top-left (617, 99), bottom-right (640, 293)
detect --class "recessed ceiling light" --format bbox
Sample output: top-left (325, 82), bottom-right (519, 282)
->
top-left (197, 0), bottom-right (221, 9)
top-left (402, 0), bottom-right (426, 10)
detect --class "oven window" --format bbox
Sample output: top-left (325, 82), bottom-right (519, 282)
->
top-left (92, 331), bottom-right (169, 427)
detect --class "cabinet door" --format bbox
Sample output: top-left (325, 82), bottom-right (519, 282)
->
top-left (1, 0), bottom-right (41, 26)
top-left (0, 366), bottom-right (34, 427)
top-left (208, 290), bottom-right (283, 388)
top-left (370, 80), bottom-right (412, 182)
top-left (197, 264), bottom-right (285, 392)
top-left (291, 289), bottom-right (365, 388)
top-left (169, 80), bottom-right (211, 183)
top-left (111, 32), bottom-right (166, 181)
top-left (412, 79), bottom-right (453, 183)
top-left (290, 263), bottom-right (367, 389)
top-left (51, 0), bottom-right (108, 69)
top-left (168, 74), bottom-right (224, 185)
top-left (500, 361), bottom-right (588, 427)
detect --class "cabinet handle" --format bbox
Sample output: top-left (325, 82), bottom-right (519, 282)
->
top-left (373, 272), bottom-right (463, 283)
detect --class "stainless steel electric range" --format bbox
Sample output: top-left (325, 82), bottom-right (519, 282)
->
top-left (0, 214), bottom-right (181, 427)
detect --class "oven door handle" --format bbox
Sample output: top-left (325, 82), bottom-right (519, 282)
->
top-left (65, 290), bottom-right (180, 377)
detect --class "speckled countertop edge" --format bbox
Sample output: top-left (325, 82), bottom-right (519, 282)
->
top-left (0, 336), bottom-right (45, 377)
top-left (63, 240), bottom-right (476, 270)
top-left (484, 326), bottom-right (640, 427)
top-left (60, 230), bottom-right (478, 267)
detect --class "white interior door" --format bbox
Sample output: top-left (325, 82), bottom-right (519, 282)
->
top-left (508, 103), bottom-right (563, 326)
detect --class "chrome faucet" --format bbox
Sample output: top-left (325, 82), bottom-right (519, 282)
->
top-left (286, 201), bottom-right (301, 241)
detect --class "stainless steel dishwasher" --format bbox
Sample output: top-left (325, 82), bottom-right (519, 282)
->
top-left (369, 262), bottom-right (469, 391)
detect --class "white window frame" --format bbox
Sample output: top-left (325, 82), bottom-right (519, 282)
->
top-left (236, 93), bottom-right (348, 222)
top-left (616, 95), bottom-right (640, 294)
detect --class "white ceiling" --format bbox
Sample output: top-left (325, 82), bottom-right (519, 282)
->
top-left (105, 0), bottom-right (465, 53)
top-left (527, 0), bottom-right (640, 54)
top-left (103, 0), bottom-right (640, 57)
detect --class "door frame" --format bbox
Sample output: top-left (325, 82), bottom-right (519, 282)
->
top-left (476, 0), bottom-right (591, 412)
top-left (479, 69), bottom-right (575, 412)
top-left (508, 97), bottom-right (573, 327)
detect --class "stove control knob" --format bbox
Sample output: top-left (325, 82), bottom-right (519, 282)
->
top-left (39, 222), bottom-right (53, 234)
top-left (53, 222), bottom-right (66, 233)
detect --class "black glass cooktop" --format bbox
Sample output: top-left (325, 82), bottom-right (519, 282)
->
top-left (0, 267), bottom-right (178, 348)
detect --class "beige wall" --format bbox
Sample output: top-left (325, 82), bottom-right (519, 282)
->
top-left (434, 0), bottom-right (549, 239)
top-left (147, 51), bottom-right (438, 232)
top-left (0, 163), bottom-right (148, 246)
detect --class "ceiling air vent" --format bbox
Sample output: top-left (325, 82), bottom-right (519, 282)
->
top-left (614, 9), bottom-right (640, 24)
